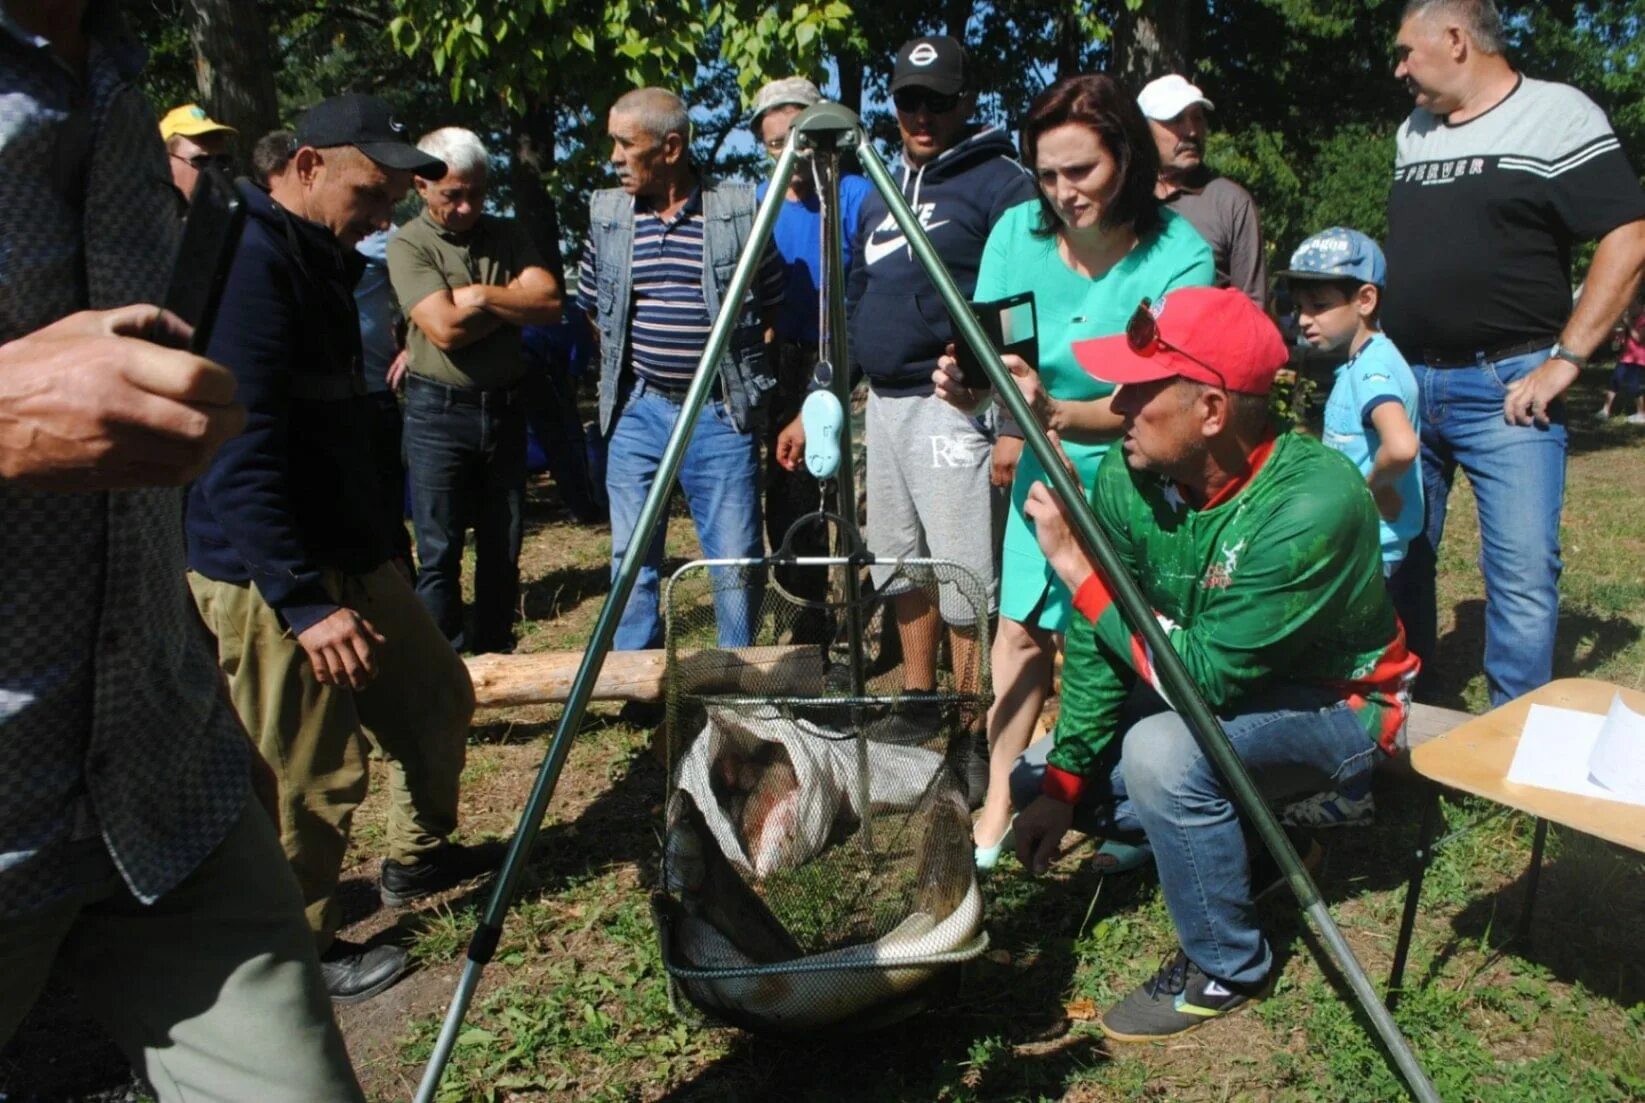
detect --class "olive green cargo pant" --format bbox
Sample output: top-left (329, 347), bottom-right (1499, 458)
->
top-left (0, 802), bottom-right (364, 1102)
top-left (189, 562), bottom-right (475, 948)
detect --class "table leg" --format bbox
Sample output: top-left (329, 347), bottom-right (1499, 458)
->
top-left (1516, 817), bottom-right (1549, 944)
top-left (1387, 783), bottom-right (1442, 1011)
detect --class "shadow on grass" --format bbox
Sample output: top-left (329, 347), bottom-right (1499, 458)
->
top-left (1415, 831), bottom-right (1645, 1008)
top-left (1418, 599), bottom-right (1641, 711)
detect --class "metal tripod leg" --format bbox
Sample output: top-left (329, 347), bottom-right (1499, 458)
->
top-left (844, 115), bottom-right (1440, 1103)
top-left (1387, 783), bottom-right (1442, 1011)
top-left (411, 137), bottom-right (804, 1103)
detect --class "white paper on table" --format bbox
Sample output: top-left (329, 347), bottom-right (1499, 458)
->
top-left (1587, 693), bottom-right (1645, 800)
top-left (1505, 703), bottom-right (1645, 808)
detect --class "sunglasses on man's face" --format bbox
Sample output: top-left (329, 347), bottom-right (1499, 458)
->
top-left (172, 151), bottom-right (234, 172)
top-left (1125, 298), bottom-right (1227, 389)
top-left (892, 88), bottom-right (962, 115)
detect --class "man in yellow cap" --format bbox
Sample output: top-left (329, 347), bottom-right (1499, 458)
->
top-left (158, 103), bottom-right (236, 204)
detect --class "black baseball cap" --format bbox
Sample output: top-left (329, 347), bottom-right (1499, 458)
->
top-left (294, 93), bottom-right (446, 178)
top-left (891, 36), bottom-right (968, 95)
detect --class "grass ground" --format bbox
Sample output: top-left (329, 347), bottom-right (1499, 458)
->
top-left (6, 376), bottom-right (1645, 1103)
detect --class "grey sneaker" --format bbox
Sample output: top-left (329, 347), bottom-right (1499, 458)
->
top-left (1100, 949), bottom-right (1269, 1042)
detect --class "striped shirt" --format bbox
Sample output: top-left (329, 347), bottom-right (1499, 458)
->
top-left (577, 189), bottom-right (784, 387)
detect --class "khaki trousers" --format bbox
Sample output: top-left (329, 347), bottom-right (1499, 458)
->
top-left (0, 802), bottom-right (364, 1102)
top-left (189, 562), bottom-right (475, 947)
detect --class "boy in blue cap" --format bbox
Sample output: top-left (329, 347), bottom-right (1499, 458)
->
top-left (1282, 228), bottom-right (1423, 575)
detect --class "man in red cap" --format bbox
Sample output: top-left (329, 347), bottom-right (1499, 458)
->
top-left (1008, 286), bottom-right (1418, 1041)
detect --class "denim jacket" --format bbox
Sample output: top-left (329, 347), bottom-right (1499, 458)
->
top-left (586, 177), bottom-right (774, 435)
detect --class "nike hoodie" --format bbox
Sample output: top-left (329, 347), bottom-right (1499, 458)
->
top-left (846, 126), bottom-right (1037, 394)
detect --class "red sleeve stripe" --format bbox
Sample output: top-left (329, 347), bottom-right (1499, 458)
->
top-left (1043, 764), bottom-right (1086, 803)
top-left (1072, 573), bottom-right (1115, 623)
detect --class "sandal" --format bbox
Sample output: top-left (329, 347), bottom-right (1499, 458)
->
top-left (974, 817), bottom-right (1016, 871)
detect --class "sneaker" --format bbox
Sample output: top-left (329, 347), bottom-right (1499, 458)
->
top-left (1281, 774), bottom-right (1375, 829)
top-left (380, 840), bottom-right (507, 907)
top-left (872, 690), bottom-right (942, 745)
top-left (320, 938), bottom-right (409, 1004)
top-left (1100, 948), bottom-right (1268, 1042)
top-left (1628, 413), bottom-right (1645, 426)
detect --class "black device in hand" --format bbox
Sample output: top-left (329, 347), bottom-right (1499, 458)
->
top-left (955, 291), bottom-right (1038, 389)
top-left (158, 164), bottom-right (246, 351)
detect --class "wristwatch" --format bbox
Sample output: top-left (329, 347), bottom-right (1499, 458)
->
top-left (1549, 341), bottom-right (1590, 370)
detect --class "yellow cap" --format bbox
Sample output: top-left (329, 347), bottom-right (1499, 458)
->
top-left (159, 104), bottom-right (237, 142)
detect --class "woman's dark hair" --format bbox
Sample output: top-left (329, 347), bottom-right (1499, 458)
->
top-left (1019, 73), bottom-right (1162, 239)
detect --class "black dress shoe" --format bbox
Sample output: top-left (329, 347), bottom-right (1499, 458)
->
top-left (321, 938), bottom-right (409, 1004)
top-left (380, 840), bottom-right (507, 907)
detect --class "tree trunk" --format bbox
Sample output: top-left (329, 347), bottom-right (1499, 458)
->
top-left (1115, 0), bottom-right (1191, 89)
top-left (510, 101), bottom-right (566, 280)
top-left (464, 646), bottom-right (825, 707)
top-left (186, 0), bottom-right (278, 168)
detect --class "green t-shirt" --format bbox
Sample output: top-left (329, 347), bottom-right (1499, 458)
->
top-left (973, 202), bottom-right (1214, 631)
top-left (1045, 431), bottom-right (1420, 796)
top-left (387, 210), bottom-right (546, 390)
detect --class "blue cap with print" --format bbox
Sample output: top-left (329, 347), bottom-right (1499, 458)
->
top-left (1278, 227), bottom-right (1387, 288)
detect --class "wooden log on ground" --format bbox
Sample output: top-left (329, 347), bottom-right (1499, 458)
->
top-left (466, 645), bottom-right (824, 708)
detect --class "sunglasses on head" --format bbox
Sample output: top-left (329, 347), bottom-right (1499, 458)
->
top-left (892, 88), bottom-right (962, 115)
top-left (1125, 298), bottom-right (1227, 389)
top-left (172, 151), bottom-right (234, 172)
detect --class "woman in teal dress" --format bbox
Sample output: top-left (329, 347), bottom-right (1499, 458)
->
top-left (935, 73), bottom-right (1214, 864)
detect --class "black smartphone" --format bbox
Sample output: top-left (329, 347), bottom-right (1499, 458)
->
top-left (955, 291), bottom-right (1038, 389)
top-left (159, 164), bottom-right (246, 352)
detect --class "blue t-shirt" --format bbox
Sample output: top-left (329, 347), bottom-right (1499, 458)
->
top-left (756, 173), bottom-right (871, 343)
top-left (354, 227), bottom-right (398, 394)
top-left (1321, 331), bottom-right (1424, 568)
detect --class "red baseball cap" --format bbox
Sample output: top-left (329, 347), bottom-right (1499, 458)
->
top-left (1072, 286), bottom-right (1289, 395)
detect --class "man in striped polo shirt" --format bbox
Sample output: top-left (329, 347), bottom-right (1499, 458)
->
top-left (578, 88), bottom-right (785, 652)
top-left (1384, 0), bottom-right (1645, 705)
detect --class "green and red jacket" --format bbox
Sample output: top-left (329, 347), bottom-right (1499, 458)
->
top-left (1044, 430), bottom-right (1420, 803)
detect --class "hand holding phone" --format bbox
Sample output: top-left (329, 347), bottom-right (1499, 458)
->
top-left (955, 292), bottom-right (1038, 389)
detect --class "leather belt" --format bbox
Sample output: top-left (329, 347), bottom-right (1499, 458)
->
top-left (1417, 336), bottom-right (1556, 369)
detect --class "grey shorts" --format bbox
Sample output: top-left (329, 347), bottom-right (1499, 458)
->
top-left (864, 390), bottom-right (1002, 622)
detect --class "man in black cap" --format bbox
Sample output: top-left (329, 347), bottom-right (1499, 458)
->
top-left (187, 93), bottom-right (501, 1004)
top-left (790, 36), bottom-right (1035, 702)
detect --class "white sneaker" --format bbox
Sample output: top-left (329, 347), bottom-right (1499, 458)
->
top-left (1628, 413), bottom-right (1645, 425)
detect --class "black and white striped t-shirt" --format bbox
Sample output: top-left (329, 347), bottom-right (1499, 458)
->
top-left (1383, 75), bottom-right (1645, 358)
top-left (577, 191), bottom-right (784, 387)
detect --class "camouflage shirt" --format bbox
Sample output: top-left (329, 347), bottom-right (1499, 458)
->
top-left (1045, 430), bottom-right (1419, 800)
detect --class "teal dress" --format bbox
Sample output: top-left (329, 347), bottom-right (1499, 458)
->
top-left (975, 202), bottom-right (1215, 631)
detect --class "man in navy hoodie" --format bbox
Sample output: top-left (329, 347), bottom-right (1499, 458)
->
top-left (186, 95), bottom-right (499, 1004)
top-left (792, 36), bottom-right (1036, 699)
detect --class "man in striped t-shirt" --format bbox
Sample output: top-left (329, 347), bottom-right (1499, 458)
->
top-left (1383, 0), bottom-right (1645, 706)
top-left (578, 88), bottom-right (785, 651)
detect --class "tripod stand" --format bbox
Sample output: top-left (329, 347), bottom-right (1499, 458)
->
top-left (413, 102), bottom-right (1440, 1103)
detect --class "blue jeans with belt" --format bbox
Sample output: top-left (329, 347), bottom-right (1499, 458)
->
top-left (402, 376), bottom-right (527, 654)
top-left (606, 377), bottom-right (763, 651)
top-left (1388, 346), bottom-right (1565, 706)
top-left (1010, 684), bottom-right (1379, 988)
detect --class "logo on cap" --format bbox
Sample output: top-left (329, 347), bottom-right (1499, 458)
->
top-left (908, 43), bottom-right (938, 65)
top-left (189, 106), bottom-right (206, 119)
top-left (388, 116), bottom-right (406, 135)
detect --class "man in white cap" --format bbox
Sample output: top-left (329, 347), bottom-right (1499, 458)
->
top-left (1137, 74), bottom-right (1267, 306)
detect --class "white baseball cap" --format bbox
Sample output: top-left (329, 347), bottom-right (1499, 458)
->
top-left (1137, 74), bottom-right (1214, 121)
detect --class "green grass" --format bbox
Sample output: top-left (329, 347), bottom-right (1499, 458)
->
top-left (377, 381), bottom-right (1645, 1102)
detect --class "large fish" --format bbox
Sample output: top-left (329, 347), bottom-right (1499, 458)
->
top-left (658, 779), bottom-right (984, 1032)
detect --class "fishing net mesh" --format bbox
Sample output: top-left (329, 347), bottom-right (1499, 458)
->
top-left (655, 547), bottom-right (992, 1033)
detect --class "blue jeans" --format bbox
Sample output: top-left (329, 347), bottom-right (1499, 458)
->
top-left (1388, 347), bottom-right (1565, 705)
top-left (1010, 685), bottom-right (1378, 988)
top-left (606, 379), bottom-right (763, 650)
top-left (402, 378), bottom-right (527, 654)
